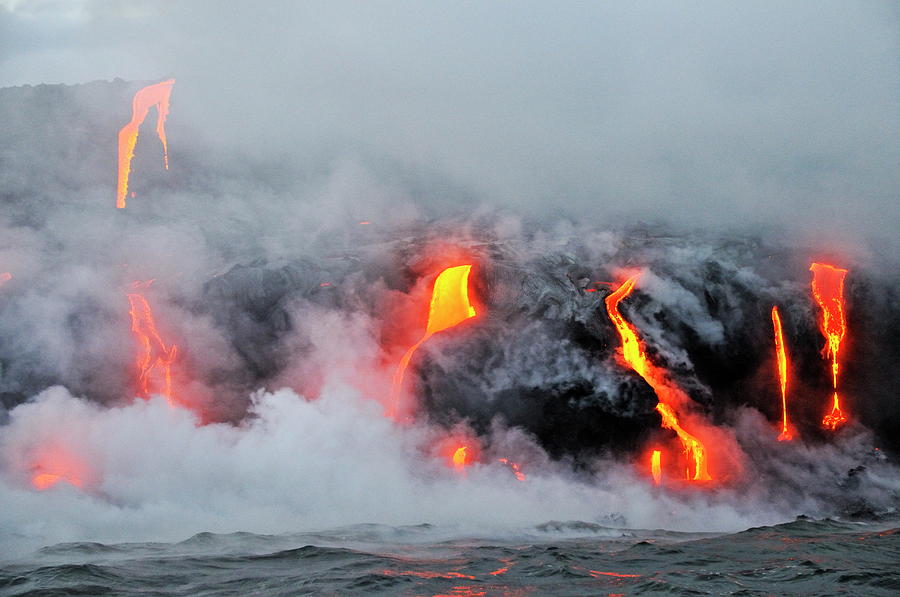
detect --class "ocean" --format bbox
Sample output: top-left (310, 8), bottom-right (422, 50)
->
top-left (2, 517), bottom-right (897, 596)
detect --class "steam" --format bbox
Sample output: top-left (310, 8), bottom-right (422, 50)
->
top-left (2, 2), bottom-right (898, 248)
top-left (1, 384), bottom-right (893, 560)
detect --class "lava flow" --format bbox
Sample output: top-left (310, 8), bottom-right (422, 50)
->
top-left (32, 471), bottom-right (83, 491)
top-left (810, 263), bottom-right (849, 430)
top-left (771, 306), bottom-right (793, 441)
top-left (452, 445), bottom-right (469, 469)
top-left (116, 79), bottom-right (175, 208)
top-left (29, 446), bottom-right (88, 492)
top-left (605, 275), bottom-right (712, 482)
top-left (127, 291), bottom-right (178, 406)
top-left (498, 458), bottom-right (526, 481)
top-left (650, 450), bottom-right (662, 485)
top-left (388, 264), bottom-right (477, 418)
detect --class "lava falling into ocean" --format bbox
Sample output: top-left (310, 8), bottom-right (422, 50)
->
top-left (605, 275), bottom-right (712, 482)
top-left (388, 264), bottom-right (477, 419)
top-left (127, 289), bottom-right (178, 406)
top-left (771, 306), bottom-right (793, 441)
top-left (497, 458), bottom-right (526, 482)
top-left (116, 79), bottom-right (175, 209)
top-left (650, 450), bottom-right (662, 486)
top-left (810, 263), bottom-right (849, 430)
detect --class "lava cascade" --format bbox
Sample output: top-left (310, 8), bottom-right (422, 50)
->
top-left (651, 450), bottom-right (662, 485)
top-left (388, 264), bottom-right (477, 418)
top-left (605, 275), bottom-right (712, 482)
top-left (116, 79), bottom-right (175, 208)
top-left (771, 306), bottom-right (793, 441)
top-left (127, 292), bottom-right (178, 406)
top-left (498, 458), bottom-right (526, 482)
top-left (810, 263), bottom-right (849, 430)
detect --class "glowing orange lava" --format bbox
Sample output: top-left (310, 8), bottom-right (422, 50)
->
top-left (29, 447), bottom-right (89, 491)
top-left (388, 264), bottom-right (477, 418)
top-left (127, 291), bottom-right (178, 406)
top-left (31, 472), bottom-right (82, 490)
top-left (380, 570), bottom-right (476, 580)
top-left (810, 263), bottom-right (849, 430)
top-left (771, 306), bottom-right (793, 441)
top-left (117, 79), bottom-right (175, 208)
top-left (497, 458), bottom-right (526, 481)
top-left (452, 445), bottom-right (469, 469)
top-left (605, 275), bottom-right (712, 481)
top-left (650, 450), bottom-right (662, 485)
top-left (588, 570), bottom-right (641, 578)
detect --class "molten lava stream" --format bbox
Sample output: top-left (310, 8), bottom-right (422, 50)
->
top-left (127, 291), bottom-right (178, 406)
top-left (771, 306), bottom-right (793, 441)
top-left (117, 79), bottom-right (175, 208)
top-left (498, 458), bottom-right (526, 482)
top-left (388, 264), bottom-right (477, 419)
top-left (650, 450), bottom-right (662, 485)
top-left (810, 263), bottom-right (849, 430)
top-left (605, 275), bottom-right (712, 482)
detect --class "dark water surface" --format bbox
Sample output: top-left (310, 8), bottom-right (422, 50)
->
top-left (1, 518), bottom-right (898, 596)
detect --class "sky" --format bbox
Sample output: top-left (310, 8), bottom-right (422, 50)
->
top-left (0, 0), bottom-right (898, 246)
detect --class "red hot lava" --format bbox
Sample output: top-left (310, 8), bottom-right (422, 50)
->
top-left (497, 458), bottom-right (526, 482)
top-left (435, 435), bottom-right (480, 472)
top-left (117, 79), bottom-right (175, 208)
top-left (605, 275), bottom-right (713, 482)
top-left (127, 290), bottom-right (178, 406)
top-left (771, 306), bottom-right (794, 441)
top-left (810, 262), bottom-right (849, 430)
top-left (452, 445), bottom-right (470, 469)
top-left (388, 264), bottom-right (477, 418)
top-left (650, 450), bottom-right (662, 485)
top-left (29, 446), bottom-right (89, 491)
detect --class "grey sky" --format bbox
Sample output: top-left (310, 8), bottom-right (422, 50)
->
top-left (1, 1), bottom-right (898, 246)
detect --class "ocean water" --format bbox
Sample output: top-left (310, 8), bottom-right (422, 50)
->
top-left (1, 517), bottom-right (897, 596)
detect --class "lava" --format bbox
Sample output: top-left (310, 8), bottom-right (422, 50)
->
top-left (127, 291), bottom-right (178, 406)
top-left (380, 570), bottom-right (476, 580)
top-left (29, 447), bottom-right (88, 491)
top-left (588, 570), bottom-right (641, 579)
top-left (498, 458), bottom-right (526, 481)
top-left (810, 262), bottom-right (849, 430)
top-left (651, 450), bottom-right (662, 485)
top-left (0, 272), bottom-right (10, 285)
top-left (605, 275), bottom-right (712, 481)
top-left (31, 472), bottom-right (82, 490)
top-left (116, 79), bottom-right (175, 208)
top-left (771, 306), bottom-right (793, 441)
top-left (388, 264), bottom-right (477, 418)
top-left (452, 445), bottom-right (469, 469)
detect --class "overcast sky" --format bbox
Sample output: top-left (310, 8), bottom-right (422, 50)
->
top-left (1, 1), bottom-right (897, 247)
